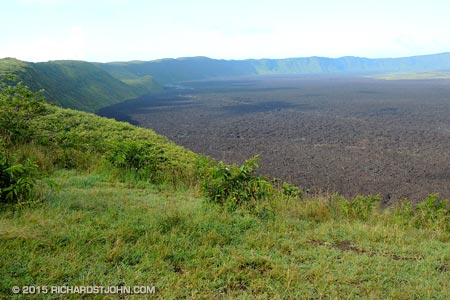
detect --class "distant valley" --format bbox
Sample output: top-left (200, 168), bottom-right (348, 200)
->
top-left (2, 52), bottom-right (450, 111)
top-left (98, 75), bottom-right (450, 202)
top-left (96, 52), bottom-right (450, 85)
top-left (3, 51), bottom-right (450, 200)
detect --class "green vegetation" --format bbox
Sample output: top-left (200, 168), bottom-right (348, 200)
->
top-left (3, 53), bottom-right (450, 113)
top-left (2, 174), bottom-right (450, 299)
top-left (0, 147), bottom-right (40, 205)
top-left (1, 83), bottom-right (450, 299)
top-left (0, 58), bottom-right (160, 112)
top-left (93, 62), bottom-right (160, 95)
top-left (0, 82), bottom-right (197, 203)
top-left (201, 156), bottom-right (274, 213)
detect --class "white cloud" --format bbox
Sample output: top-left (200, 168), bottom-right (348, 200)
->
top-left (2, 26), bottom-right (87, 62)
top-left (5, 0), bottom-right (450, 61)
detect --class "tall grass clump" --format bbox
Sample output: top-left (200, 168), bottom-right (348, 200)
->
top-left (392, 194), bottom-right (450, 232)
top-left (339, 194), bottom-right (380, 221)
top-left (415, 194), bottom-right (450, 230)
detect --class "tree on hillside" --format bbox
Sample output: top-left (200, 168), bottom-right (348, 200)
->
top-left (0, 80), bottom-right (47, 143)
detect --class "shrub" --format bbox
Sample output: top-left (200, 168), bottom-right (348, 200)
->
top-left (415, 194), bottom-right (449, 231)
top-left (105, 140), bottom-right (168, 183)
top-left (282, 182), bottom-right (303, 198)
top-left (392, 199), bottom-right (414, 225)
top-left (201, 156), bottom-right (274, 212)
top-left (0, 82), bottom-right (48, 144)
top-left (0, 147), bottom-right (40, 205)
top-left (339, 194), bottom-right (380, 221)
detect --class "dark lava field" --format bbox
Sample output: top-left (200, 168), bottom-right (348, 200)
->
top-left (98, 75), bottom-right (450, 203)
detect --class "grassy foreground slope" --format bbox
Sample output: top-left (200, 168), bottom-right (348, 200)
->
top-left (0, 58), bottom-right (160, 112)
top-left (2, 172), bottom-right (450, 299)
top-left (1, 83), bottom-right (450, 299)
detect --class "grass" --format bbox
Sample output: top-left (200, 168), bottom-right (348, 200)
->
top-left (1, 170), bottom-right (449, 299)
top-left (1, 82), bottom-right (449, 299)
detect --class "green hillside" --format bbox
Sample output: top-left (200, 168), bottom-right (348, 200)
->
top-left (2, 53), bottom-right (449, 113)
top-left (93, 61), bottom-right (161, 95)
top-left (0, 58), bottom-right (160, 112)
top-left (97, 57), bottom-right (256, 84)
top-left (98, 52), bottom-right (450, 84)
top-left (1, 82), bottom-right (450, 299)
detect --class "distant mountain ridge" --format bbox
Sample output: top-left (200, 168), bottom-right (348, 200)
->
top-left (1, 53), bottom-right (450, 112)
top-left (97, 52), bottom-right (450, 84)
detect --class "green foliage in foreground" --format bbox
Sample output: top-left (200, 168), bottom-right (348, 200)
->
top-left (0, 148), bottom-right (39, 205)
top-left (1, 82), bottom-right (450, 298)
top-left (0, 82), bottom-right (199, 204)
top-left (201, 156), bottom-right (274, 212)
top-left (105, 140), bottom-right (169, 184)
top-left (0, 82), bottom-right (48, 143)
top-left (0, 171), bottom-right (449, 299)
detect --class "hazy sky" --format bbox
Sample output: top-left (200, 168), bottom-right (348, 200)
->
top-left (2, 0), bottom-right (450, 62)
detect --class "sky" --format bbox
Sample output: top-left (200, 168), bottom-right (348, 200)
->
top-left (2, 0), bottom-right (450, 62)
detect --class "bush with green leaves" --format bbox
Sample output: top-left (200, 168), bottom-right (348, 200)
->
top-left (0, 81), bottom-right (48, 144)
top-left (201, 156), bottom-right (274, 211)
top-left (415, 194), bottom-right (449, 231)
top-left (339, 194), bottom-right (380, 221)
top-left (392, 199), bottom-right (414, 225)
top-left (105, 140), bottom-right (169, 183)
top-left (282, 182), bottom-right (303, 198)
top-left (0, 147), bottom-right (40, 205)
